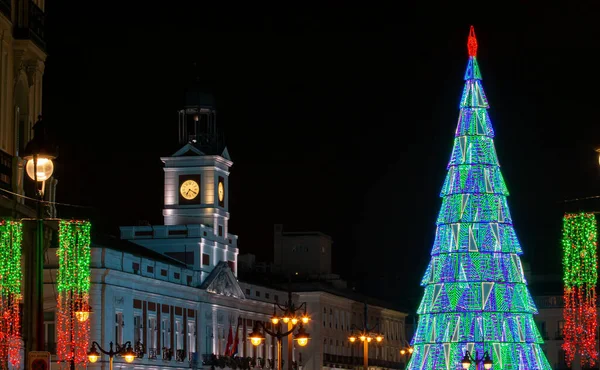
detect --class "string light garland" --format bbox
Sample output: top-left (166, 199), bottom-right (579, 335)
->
top-left (56, 220), bottom-right (92, 366)
top-left (406, 26), bottom-right (551, 369)
top-left (0, 220), bottom-right (22, 369)
top-left (562, 213), bottom-right (598, 367)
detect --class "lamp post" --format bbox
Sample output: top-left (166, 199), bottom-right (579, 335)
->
top-left (249, 291), bottom-right (310, 370)
top-left (348, 303), bottom-right (384, 370)
top-left (461, 350), bottom-right (493, 370)
top-left (21, 115), bottom-right (57, 355)
top-left (87, 341), bottom-right (136, 370)
top-left (399, 344), bottom-right (413, 366)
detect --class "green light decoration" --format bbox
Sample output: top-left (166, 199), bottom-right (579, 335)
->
top-left (0, 220), bottom-right (22, 369)
top-left (562, 213), bottom-right (597, 367)
top-left (406, 26), bottom-right (551, 369)
top-left (56, 220), bottom-right (92, 365)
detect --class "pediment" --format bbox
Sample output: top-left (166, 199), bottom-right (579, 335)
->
top-left (200, 261), bottom-right (245, 299)
top-left (171, 143), bottom-right (206, 157)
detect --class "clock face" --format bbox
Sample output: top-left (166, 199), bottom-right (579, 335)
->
top-left (218, 181), bottom-right (224, 202)
top-left (180, 180), bottom-right (200, 200)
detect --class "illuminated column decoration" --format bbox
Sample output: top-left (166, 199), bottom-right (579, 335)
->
top-left (562, 213), bottom-right (598, 367)
top-left (56, 220), bottom-right (92, 366)
top-left (406, 26), bottom-right (551, 369)
top-left (0, 220), bottom-right (23, 369)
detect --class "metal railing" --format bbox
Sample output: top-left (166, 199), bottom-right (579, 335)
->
top-left (322, 353), bottom-right (405, 369)
top-left (162, 348), bottom-right (173, 361)
top-left (176, 349), bottom-right (186, 362)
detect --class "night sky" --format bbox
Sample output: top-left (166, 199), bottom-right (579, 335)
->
top-left (41, 3), bottom-right (600, 310)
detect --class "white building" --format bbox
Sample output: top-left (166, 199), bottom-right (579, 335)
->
top-left (42, 88), bottom-right (408, 370)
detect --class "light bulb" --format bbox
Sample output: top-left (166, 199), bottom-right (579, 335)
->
top-left (87, 355), bottom-right (98, 363)
top-left (250, 337), bottom-right (262, 346)
top-left (291, 318), bottom-right (298, 325)
top-left (296, 337), bottom-right (308, 347)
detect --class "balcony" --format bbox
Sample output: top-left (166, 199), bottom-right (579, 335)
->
top-left (0, 150), bottom-right (11, 194)
top-left (14, 0), bottom-right (46, 51)
top-left (176, 349), bottom-right (185, 362)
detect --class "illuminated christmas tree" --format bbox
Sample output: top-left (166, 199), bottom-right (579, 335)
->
top-left (406, 27), bottom-right (552, 369)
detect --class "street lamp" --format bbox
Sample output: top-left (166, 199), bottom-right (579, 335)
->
top-left (348, 303), bottom-right (384, 370)
top-left (87, 341), bottom-right (136, 370)
top-left (250, 291), bottom-right (310, 370)
top-left (249, 322), bottom-right (310, 370)
top-left (74, 297), bottom-right (92, 322)
top-left (461, 350), bottom-right (493, 370)
top-left (20, 115), bottom-right (58, 353)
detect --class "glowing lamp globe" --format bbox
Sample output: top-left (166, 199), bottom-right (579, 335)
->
top-left (26, 157), bottom-right (54, 181)
top-left (461, 354), bottom-right (471, 369)
top-left (87, 346), bottom-right (100, 363)
top-left (301, 315), bottom-right (310, 324)
top-left (349, 336), bottom-right (356, 343)
top-left (75, 310), bottom-right (90, 322)
top-left (271, 316), bottom-right (279, 325)
top-left (375, 335), bottom-right (383, 342)
top-left (282, 316), bottom-right (290, 324)
top-left (483, 353), bottom-right (493, 369)
top-left (248, 327), bottom-right (265, 347)
top-left (294, 326), bottom-right (310, 347)
top-left (291, 317), bottom-right (299, 325)
top-left (408, 347), bottom-right (413, 354)
top-left (359, 335), bottom-right (366, 342)
top-left (400, 349), bottom-right (406, 355)
top-left (367, 337), bottom-right (372, 343)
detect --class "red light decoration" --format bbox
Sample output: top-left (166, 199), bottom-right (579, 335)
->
top-left (562, 213), bottom-right (598, 367)
top-left (467, 25), bottom-right (478, 57)
top-left (0, 220), bottom-right (23, 369)
top-left (56, 221), bottom-right (92, 366)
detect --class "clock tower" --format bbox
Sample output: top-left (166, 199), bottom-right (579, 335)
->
top-left (161, 91), bottom-right (231, 237)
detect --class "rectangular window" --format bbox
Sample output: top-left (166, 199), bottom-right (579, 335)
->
top-left (175, 320), bottom-right (183, 350)
top-left (132, 262), bottom-right (140, 272)
top-left (228, 261), bottom-right (235, 272)
top-left (147, 265), bottom-right (154, 273)
top-left (134, 313), bottom-right (142, 345)
top-left (115, 312), bottom-right (124, 345)
top-left (188, 322), bottom-right (196, 355)
top-left (149, 317), bottom-right (157, 350)
top-left (202, 254), bottom-right (210, 266)
top-left (265, 293), bottom-right (270, 299)
top-left (187, 275), bottom-right (193, 285)
top-left (161, 269), bottom-right (168, 277)
top-left (246, 288), bottom-right (251, 295)
top-left (174, 272), bottom-right (180, 279)
top-left (255, 291), bottom-right (261, 297)
top-left (218, 225), bottom-right (223, 237)
top-left (162, 318), bottom-right (170, 348)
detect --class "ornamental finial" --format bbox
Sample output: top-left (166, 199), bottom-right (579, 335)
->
top-left (467, 25), bottom-right (478, 57)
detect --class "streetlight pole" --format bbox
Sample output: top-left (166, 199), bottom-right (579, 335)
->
top-left (348, 303), bottom-right (383, 370)
top-left (87, 341), bottom-right (136, 370)
top-left (22, 116), bottom-right (57, 357)
top-left (249, 323), bottom-right (309, 370)
top-left (248, 293), bottom-right (310, 370)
